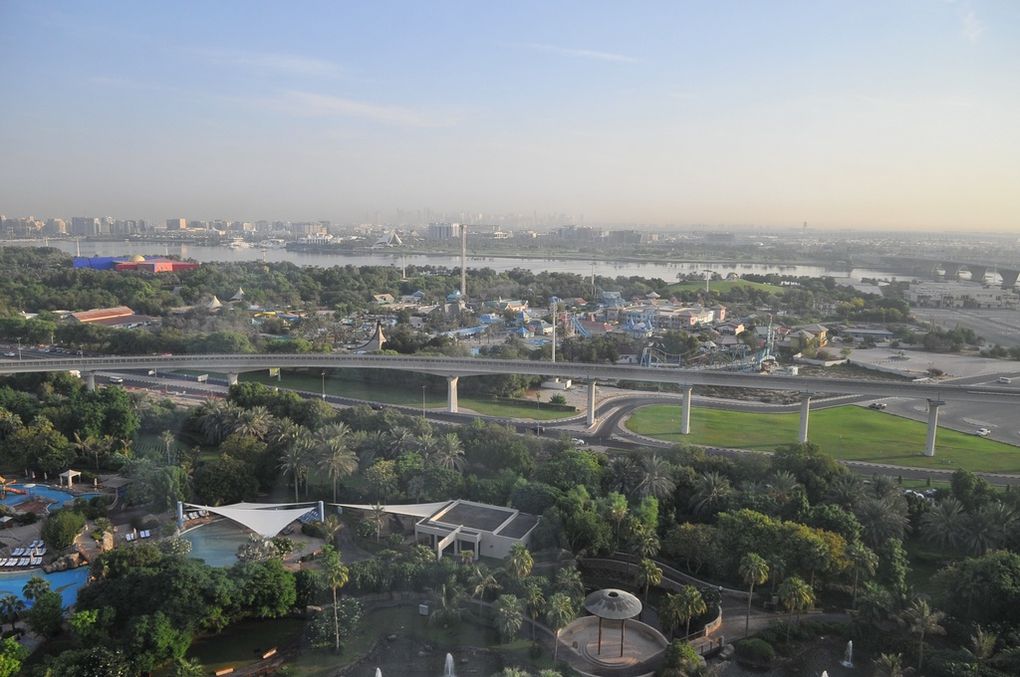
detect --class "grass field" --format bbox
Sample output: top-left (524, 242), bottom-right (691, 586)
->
top-left (666, 279), bottom-right (783, 294)
top-left (239, 371), bottom-right (574, 421)
top-left (627, 404), bottom-right (1020, 473)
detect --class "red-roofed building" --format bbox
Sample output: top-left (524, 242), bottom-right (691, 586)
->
top-left (70, 306), bottom-right (135, 324)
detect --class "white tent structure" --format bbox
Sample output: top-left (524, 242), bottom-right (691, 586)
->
top-left (59, 469), bottom-right (82, 488)
top-left (179, 501), bottom-right (320, 538)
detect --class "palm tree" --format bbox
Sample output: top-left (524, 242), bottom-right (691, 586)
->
top-left (494, 594), bottom-right (524, 642)
top-left (555, 566), bottom-right (585, 604)
top-left (320, 515), bottom-right (343, 548)
top-left (368, 503), bottom-right (387, 542)
top-left (873, 653), bottom-right (904, 677)
top-left (268, 417), bottom-right (304, 452)
top-left (673, 583), bottom-right (705, 636)
top-left (0, 593), bottom-right (24, 632)
top-left (387, 427), bottom-right (416, 458)
top-left (416, 431), bottom-right (437, 458)
top-left (847, 541), bottom-right (878, 609)
top-left (636, 454), bottom-right (675, 499)
top-left (278, 442), bottom-right (308, 502)
top-left (428, 577), bottom-right (465, 627)
top-left (433, 433), bottom-right (465, 471)
top-left (688, 471), bottom-right (733, 516)
top-left (197, 398), bottom-right (232, 445)
top-left (777, 576), bottom-right (814, 638)
top-left (855, 496), bottom-right (909, 548)
top-left (458, 548), bottom-right (475, 566)
top-left (546, 592), bottom-right (576, 662)
top-left (603, 492), bottom-right (629, 543)
top-left (232, 405), bottom-right (272, 440)
top-left (506, 543), bottom-right (534, 583)
top-left (964, 625), bottom-right (998, 667)
top-left (768, 470), bottom-right (801, 505)
top-left (520, 578), bottom-right (545, 640)
top-left (919, 497), bottom-right (965, 550)
top-left (635, 558), bottom-right (662, 604)
top-left (903, 598), bottom-right (945, 673)
top-left (827, 473), bottom-right (865, 510)
top-left (22, 575), bottom-right (50, 601)
top-left (960, 503), bottom-right (1016, 555)
top-left (321, 545), bottom-right (350, 653)
top-left (315, 422), bottom-right (351, 446)
top-left (318, 438), bottom-right (358, 502)
top-left (159, 430), bottom-right (177, 465)
top-left (739, 553), bottom-right (768, 637)
top-left (470, 566), bottom-right (501, 602)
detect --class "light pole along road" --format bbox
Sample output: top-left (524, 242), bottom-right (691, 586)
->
top-left (3, 353), bottom-right (1020, 459)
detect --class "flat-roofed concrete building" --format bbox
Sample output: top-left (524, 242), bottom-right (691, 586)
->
top-left (337, 499), bottom-right (540, 561)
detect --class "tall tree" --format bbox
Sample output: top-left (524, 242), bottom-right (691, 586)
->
top-left (636, 558), bottom-right (662, 605)
top-left (846, 542), bottom-right (878, 609)
top-left (546, 592), bottom-right (575, 662)
top-left (0, 594), bottom-right (23, 633)
top-left (777, 576), bottom-right (814, 638)
top-left (637, 454), bottom-right (675, 499)
top-left (902, 598), bottom-right (945, 673)
top-left (321, 545), bottom-right (350, 653)
top-left (278, 439), bottom-right (308, 502)
top-left (494, 594), bottom-right (524, 642)
top-left (738, 553), bottom-right (768, 638)
top-left (318, 437), bottom-right (358, 502)
top-left (506, 543), bottom-right (534, 583)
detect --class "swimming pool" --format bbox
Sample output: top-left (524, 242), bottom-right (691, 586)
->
top-left (182, 520), bottom-right (249, 567)
top-left (0, 484), bottom-right (101, 510)
top-left (0, 566), bottom-right (89, 606)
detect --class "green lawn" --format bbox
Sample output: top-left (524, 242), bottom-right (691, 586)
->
top-left (627, 404), bottom-right (1020, 473)
top-left (240, 371), bottom-right (574, 421)
top-left (666, 279), bottom-right (783, 294)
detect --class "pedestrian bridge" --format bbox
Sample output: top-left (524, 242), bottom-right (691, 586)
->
top-left (2, 353), bottom-right (1018, 457)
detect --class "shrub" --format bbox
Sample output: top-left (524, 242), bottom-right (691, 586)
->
top-left (735, 638), bottom-right (775, 667)
top-left (41, 509), bottom-right (86, 550)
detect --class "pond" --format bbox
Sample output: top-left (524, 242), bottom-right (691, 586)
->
top-left (181, 519), bottom-right (250, 567)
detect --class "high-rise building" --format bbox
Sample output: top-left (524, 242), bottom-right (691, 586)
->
top-left (166, 218), bottom-right (187, 230)
top-left (71, 217), bottom-right (100, 236)
top-left (427, 222), bottom-right (461, 240)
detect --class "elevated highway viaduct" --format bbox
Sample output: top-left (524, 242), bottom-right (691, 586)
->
top-left (4, 353), bottom-right (1020, 457)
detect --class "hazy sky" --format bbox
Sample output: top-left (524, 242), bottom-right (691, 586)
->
top-left (1, 1), bottom-right (1018, 230)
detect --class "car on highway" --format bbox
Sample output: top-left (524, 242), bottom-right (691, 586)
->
top-left (868, 402), bottom-right (887, 410)
top-left (2, 352), bottom-right (15, 358)
top-left (570, 437), bottom-right (586, 446)
top-left (998, 377), bottom-right (1012, 384)
top-left (108, 376), bottom-right (124, 384)
top-left (974, 428), bottom-right (991, 437)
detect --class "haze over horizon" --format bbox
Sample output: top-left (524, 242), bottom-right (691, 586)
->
top-left (1, 1), bottom-right (1018, 232)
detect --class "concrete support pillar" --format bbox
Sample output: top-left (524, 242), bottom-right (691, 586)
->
top-left (799, 393), bottom-right (812, 443)
top-left (447, 376), bottom-right (459, 413)
top-left (317, 500), bottom-right (325, 522)
top-left (1001, 269), bottom-right (1020, 289)
top-left (681, 385), bottom-right (693, 435)
top-left (924, 399), bottom-right (944, 457)
top-left (227, 372), bottom-right (239, 386)
top-left (586, 381), bottom-right (597, 427)
top-left (176, 501), bottom-right (184, 529)
top-left (968, 266), bottom-right (987, 283)
top-left (85, 372), bottom-right (96, 391)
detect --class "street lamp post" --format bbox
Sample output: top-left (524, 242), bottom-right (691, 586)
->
top-left (16, 339), bottom-right (21, 361)
top-left (421, 385), bottom-right (426, 420)
top-left (320, 371), bottom-right (326, 400)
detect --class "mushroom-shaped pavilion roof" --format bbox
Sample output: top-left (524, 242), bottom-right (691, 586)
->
top-left (583, 588), bottom-right (642, 620)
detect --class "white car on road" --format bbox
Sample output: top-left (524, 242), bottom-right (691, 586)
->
top-left (974, 428), bottom-right (991, 437)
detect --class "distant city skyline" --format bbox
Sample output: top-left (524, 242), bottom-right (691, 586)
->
top-left (1, 1), bottom-right (1018, 232)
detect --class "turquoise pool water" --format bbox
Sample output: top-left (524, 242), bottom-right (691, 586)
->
top-left (0, 484), bottom-right (101, 510)
top-left (0, 566), bottom-right (88, 606)
top-left (182, 520), bottom-right (249, 567)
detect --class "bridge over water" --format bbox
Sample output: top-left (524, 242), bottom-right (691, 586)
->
top-left (3, 353), bottom-right (1020, 457)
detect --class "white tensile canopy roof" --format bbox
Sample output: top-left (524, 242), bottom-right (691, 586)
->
top-left (335, 502), bottom-right (451, 519)
top-left (184, 501), bottom-right (316, 538)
